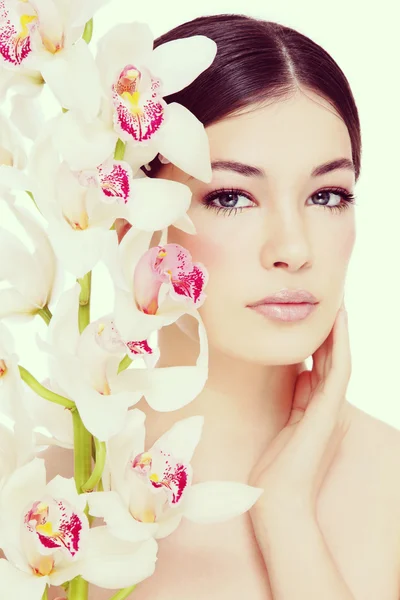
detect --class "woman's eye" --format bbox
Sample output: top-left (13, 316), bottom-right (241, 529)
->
top-left (202, 187), bottom-right (355, 216)
top-left (202, 189), bottom-right (255, 215)
top-left (308, 190), bottom-right (341, 207)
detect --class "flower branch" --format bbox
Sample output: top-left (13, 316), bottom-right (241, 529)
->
top-left (18, 365), bottom-right (76, 410)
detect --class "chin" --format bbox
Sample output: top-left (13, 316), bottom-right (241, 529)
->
top-left (208, 335), bottom-right (313, 366)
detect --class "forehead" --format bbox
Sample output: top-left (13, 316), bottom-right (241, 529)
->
top-left (205, 90), bottom-right (353, 180)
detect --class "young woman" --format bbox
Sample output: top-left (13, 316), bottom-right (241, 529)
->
top-left (48, 13), bottom-right (400, 600)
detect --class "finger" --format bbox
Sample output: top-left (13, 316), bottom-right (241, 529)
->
top-left (309, 305), bottom-right (351, 419)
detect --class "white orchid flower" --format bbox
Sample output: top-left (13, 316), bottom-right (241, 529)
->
top-left (104, 226), bottom-right (208, 341)
top-left (0, 200), bottom-right (57, 321)
top-left (35, 283), bottom-right (151, 441)
top-left (101, 226), bottom-right (210, 411)
top-left (0, 458), bottom-right (158, 598)
top-left (0, 109), bottom-right (37, 191)
top-left (0, 321), bottom-right (24, 418)
top-left (27, 115), bottom-right (196, 278)
top-left (53, 21), bottom-right (216, 182)
top-left (0, 0), bottom-right (111, 120)
top-left (88, 410), bottom-right (264, 543)
top-left (0, 419), bottom-right (34, 492)
top-left (26, 121), bottom-right (123, 278)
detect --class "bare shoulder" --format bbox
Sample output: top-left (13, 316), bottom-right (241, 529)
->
top-left (345, 401), bottom-right (400, 478)
top-left (316, 401), bottom-right (400, 599)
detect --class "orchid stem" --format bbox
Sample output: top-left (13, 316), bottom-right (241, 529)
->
top-left (68, 575), bottom-right (89, 600)
top-left (114, 139), bottom-right (126, 161)
top-left (72, 411), bottom-right (92, 494)
top-left (108, 586), bottom-right (137, 600)
top-left (82, 438), bottom-right (106, 492)
top-left (41, 586), bottom-right (48, 600)
top-left (118, 354), bottom-right (132, 373)
top-left (37, 305), bottom-right (52, 325)
top-left (82, 18), bottom-right (93, 44)
top-left (77, 272), bottom-right (91, 334)
top-left (18, 365), bottom-right (76, 410)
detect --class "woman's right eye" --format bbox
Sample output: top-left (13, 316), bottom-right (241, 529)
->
top-left (202, 188), bottom-right (256, 215)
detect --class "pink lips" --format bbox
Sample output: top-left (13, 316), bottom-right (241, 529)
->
top-left (250, 303), bottom-right (317, 322)
top-left (249, 288), bottom-right (318, 305)
top-left (248, 288), bottom-right (318, 322)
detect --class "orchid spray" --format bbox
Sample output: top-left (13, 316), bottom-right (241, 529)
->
top-left (0, 3), bottom-right (264, 599)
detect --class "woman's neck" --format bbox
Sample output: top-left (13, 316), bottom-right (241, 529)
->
top-left (153, 319), bottom-right (306, 482)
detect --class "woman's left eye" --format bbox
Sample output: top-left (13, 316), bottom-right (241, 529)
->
top-left (201, 187), bottom-right (356, 216)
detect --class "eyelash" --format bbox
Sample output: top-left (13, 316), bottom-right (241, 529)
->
top-left (201, 187), bottom-right (357, 217)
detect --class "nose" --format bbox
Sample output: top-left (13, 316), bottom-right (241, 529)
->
top-left (259, 207), bottom-right (312, 272)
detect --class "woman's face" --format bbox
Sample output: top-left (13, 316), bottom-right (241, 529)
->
top-left (157, 89), bottom-right (356, 365)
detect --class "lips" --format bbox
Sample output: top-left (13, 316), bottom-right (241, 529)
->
top-left (248, 288), bottom-right (318, 306)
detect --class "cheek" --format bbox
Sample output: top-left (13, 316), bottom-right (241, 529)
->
top-left (339, 225), bottom-right (356, 263)
top-left (167, 226), bottom-right (224, 269)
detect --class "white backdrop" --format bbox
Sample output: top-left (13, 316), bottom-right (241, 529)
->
top-left (1, 0), bottom-right (399, 429)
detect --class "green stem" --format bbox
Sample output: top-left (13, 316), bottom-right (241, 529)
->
top-left (72, 410), bottom-right (92, 494)
top-left (117, 354), bottom-right (132, 373)
top-left (77, 272), bottom-right (91, 334)
top-left (41, 586), bottom-right (48, 600)
top-left (114, 139), bottom-right (126, 161)
top-left (108, 586), bottom-right (137, 600)
top-left (18, 365), bottom-right (76, 410)
top-left (82, 18), bottom-right (93, 44)
top-left (68, 575), bottom-right (89, 600)
top-left (82, 438), bottom-right (106, 492)
top-left (37, 305), bottom-right (52, 325)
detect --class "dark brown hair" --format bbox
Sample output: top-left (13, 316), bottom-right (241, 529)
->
top-left (142, 13), bottom-right (362, 181)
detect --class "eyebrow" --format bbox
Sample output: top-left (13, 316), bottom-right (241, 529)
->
top-left (203, 157), bottom-right (355, 178)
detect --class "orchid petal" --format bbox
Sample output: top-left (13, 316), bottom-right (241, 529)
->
top-left (49, 354), bottom-right (141, 441)
top-left (87, 491), bottom-right (158, 542)
top-left (40, 39), bottom-right (102, 121)
top-left (157, 102), bottom-right (212, 183)
top-left (127, 177), bottom-right (192, 231)
top-left (106, 409), bottom-right (146, 501)
top-left (45, 283), bottom-right (80, 355)
top-left (69, 0), bottom-right (112, 28)
top-left (45, 475), bottom-right (87, 513)
top-left (152, 416), bottom-right (204, 464)
top-left (0, 559), bottom-right (46, 600)
top-left (154, 512), bottom-right (184, 539)
top-left (0, 165), bottom-right (34, 190)
top-left (79, 526), bottom-right (158, 589)
top-left (0, 458), bottom-right (46, 543)
top-left (96, 22), bottom-right (154, 93)
top-left (116, 310), bottom-right (208, 411)
top-left (184, 481), bottom-right (264, 524)
top-left (10, 90), bottom-right (46, 141)
top-left (0, 288), bottom-right (35, 320)
top-left (171, 212), bottom-right (197, 235)
top-left (148, 36), bottom-right (217, 97)
top-left (46, 216), bottom-right (105, 279)
top-left (53, 111), bottom-right (117, 170)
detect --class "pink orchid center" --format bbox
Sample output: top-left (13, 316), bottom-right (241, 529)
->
top-left (112, 64), bottom-right (164, 143)
top-left (24, 498), bottom-right (84, 559)
top-left (134, 244), bottom-right (207, 314)
top-left (131, 447), bottom-right (191, 508)
top-left (0, 2), bottom-right (37, 65)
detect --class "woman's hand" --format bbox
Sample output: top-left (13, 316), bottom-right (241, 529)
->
top-left (248, 299), bottom-right (352, 518)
